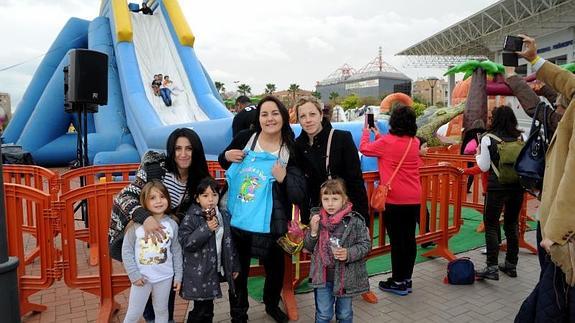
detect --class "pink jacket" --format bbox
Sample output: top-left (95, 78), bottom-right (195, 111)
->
top-left (359, 130), bottom-right (422, 205)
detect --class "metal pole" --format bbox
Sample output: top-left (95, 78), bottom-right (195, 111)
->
top-left (430, 85), bottom-right (435, 106)
top-left (0, 138), bottom-right (22, 322)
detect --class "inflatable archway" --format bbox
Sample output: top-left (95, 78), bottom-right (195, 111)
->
top-left (380, 92), bottom-right (413, 113)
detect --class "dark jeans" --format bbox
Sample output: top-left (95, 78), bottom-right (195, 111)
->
top-left (229, 228), bottom-right (285, 322)
top-left (384, 204), bottom-right (419, 281)
top-left (143, 285), bottom-right (175, 321)
top-left (535, 221), bottom-right (549, 278)
top-left (466, 161), bottom-right (474, 192)
top-left (187, 299), bottom-right (214, 323)
top-left (160, 88), bottom-right (172, 106)
top-left (483, 189), bottom-right (524, 267)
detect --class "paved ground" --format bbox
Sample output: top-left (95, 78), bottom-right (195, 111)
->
top-left (21, 230), bottom-right (539, 323)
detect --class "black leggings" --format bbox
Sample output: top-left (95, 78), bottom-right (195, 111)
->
top-left (187, 299), bottom-right (214, 323)
top-left (228, 228), bottom-right (285, 322)
top-left (483, 189), bottom-right (523, 267)
top-left (384, 204), bottom-right (419, 281)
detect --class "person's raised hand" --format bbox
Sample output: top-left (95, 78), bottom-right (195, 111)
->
top-left (143, 216), bottom-right (166, 244)
top-left (206, 216), bottom-right (219, 232)
top-left (309, 214), bottom-right (320, 237)
top-left (517, 34), bottom-right (538, 62)
top-left (225, 149), bottom-right (245, 163)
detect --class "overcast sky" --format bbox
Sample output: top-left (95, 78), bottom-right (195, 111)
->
top-left (0, 0), bottom-right (499, 109)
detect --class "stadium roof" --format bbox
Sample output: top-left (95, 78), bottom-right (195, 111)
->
top-left (318, 47), bottom-right (410, 85)
top-left (396, 0), bottom-right (575, 67)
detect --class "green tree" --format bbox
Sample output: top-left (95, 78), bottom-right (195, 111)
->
top-left (264, 83), bottom-right (276, 95)
top-left (237, 83), bottom-right (251, 96)
top-left (340, 94), bottom-right (361, 110)
top-left (311, 91), bottom-right (321, 99)
top-left (329, 92), bottom-right (339, 104)
top-left (412, 102), bottom-right (427, 117)
top-left (288, 83), bottom-right (300, 105)
top-left (359, 96), bottom-right (379, 106)
top-left (215, 81), bottom-right (225, 94)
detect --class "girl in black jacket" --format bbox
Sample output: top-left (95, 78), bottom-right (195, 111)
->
top-left (219, 96), bottom-right (306, 323)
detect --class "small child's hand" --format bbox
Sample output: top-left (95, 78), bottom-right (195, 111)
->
top-left (207, 217), bottom-right (219, 232)
top-left (173, 281), bottom-right (181, 294)
top-left (333, 247), bottom-right (348, 262)
top-left (133, 278), bottom-right (145, 286)
top-left (309, 214), bottom-right (320, 236)
top-left (232, 272), bottom-right (239, 280)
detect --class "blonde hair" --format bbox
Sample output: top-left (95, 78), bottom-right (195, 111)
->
top-left (295, 96), bottom-right (323, 120)
top-left (319, 178), bottom-right (348, 202)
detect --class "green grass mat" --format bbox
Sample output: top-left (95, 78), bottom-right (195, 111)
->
top-left (246, 207), bottom-right (535, 302)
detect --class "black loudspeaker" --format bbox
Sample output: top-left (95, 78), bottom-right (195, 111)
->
top-left (68, 49), bottom-right (108, 106)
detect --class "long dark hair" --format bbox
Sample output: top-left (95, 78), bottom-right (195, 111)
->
top-left (165, 128), bottom-right (210, 196)
top-left (488, 105), bottom-right (522, 138)
top-left (389, 105), bottom-right (417, 137)
top-left (253, 96), bottom-right (296, 156)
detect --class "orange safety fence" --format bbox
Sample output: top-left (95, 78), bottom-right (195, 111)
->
top-left (3, 157), bottom-right (531, 321)
top-left (422, 152), bottom-right (537, 254)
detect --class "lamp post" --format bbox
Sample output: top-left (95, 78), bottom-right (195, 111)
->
top-left (427, 76), bottom-right (439, 106)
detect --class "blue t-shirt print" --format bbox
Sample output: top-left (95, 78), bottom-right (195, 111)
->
top-left (226, 150), bottom-right (277, 233)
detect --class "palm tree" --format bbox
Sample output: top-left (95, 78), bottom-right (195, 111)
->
top-left (237, 84), bottom-right (252, 96)
top-left (329, 92), bottom-right (339, 104)
top-left (264, 83), bottom-right (276, 95)
top-left (215, 81), bottom-right (225, 95)
top-left (311, 91), bottom-right (321, 99)
top-left (288, 83), bottom-right (300, 105)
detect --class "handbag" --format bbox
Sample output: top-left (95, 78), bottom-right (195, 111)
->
top-left (370, 137), bottom-right (413, 211)
top-left (515, 102), bottom-right (550, 197)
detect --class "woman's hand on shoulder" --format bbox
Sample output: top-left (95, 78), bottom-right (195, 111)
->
top-left (143, 216), bottom-right (166, 244)
top-left (225, 149), bottom-right (245, 163)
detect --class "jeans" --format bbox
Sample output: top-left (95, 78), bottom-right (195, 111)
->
top-left (160, 88), bottom-right (172, 106)
top-left (314, 282), bottom-right (352, 323)
top-left (384, 204), bottom-right (419, 281)
top-left (483, 189), bottom-right (523, 267)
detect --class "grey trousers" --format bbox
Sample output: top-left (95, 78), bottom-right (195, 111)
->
top-left (123, 277), bottom-right (173, 323)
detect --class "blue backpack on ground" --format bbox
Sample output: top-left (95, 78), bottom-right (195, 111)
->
top-left (444, 257), bottom-right (475, 285)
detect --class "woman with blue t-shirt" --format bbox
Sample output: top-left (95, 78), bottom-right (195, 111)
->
top-left (219, 96), bottom-right (306, 323)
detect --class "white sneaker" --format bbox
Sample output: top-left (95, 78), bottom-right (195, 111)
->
top-left (480, 248), bottom-right (487, 254)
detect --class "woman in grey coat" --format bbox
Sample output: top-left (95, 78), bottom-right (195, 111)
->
top-left (178, 178), bottom-right (240, 323)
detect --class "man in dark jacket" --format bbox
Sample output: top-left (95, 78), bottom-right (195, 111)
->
top-left (232, 96), bottom-right (257, 137)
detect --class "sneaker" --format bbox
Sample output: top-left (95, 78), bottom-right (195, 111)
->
top-left (480, 248), bottom-right (487, 255)
top-left (498, 262), bottom-right (517, 278)
top-left (404, 279), bottom-right (412, 293)
top-left (378, 278), bottom-right (408, 296)
top-left (265, 306), bottom-right (289, 323)
top-left (476, 265), bottom-right (499, 280)
top-left (361, 290), bottom-right (379, 304)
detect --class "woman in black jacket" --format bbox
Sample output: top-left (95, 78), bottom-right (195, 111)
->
top-left (294, 96), bottom-right (378, 304)
top-left (219, 96), bottom-right (306, 323)
top-left (294, 96), bottom-right (369, 225)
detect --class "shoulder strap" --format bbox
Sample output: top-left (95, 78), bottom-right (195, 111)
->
top-left (325, 129), bottom-right (335, 180)
top-left (386, 137), bottom-right (413, 186)
top-left (484, 133), bottom-right (502, 177)
top-left (248, 132), bottom-right (260, 151)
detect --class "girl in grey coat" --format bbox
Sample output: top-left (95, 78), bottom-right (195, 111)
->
top-left (179, 177), bottom-right (240, 323)
top-left (303, 179), bottom-right (371, 323)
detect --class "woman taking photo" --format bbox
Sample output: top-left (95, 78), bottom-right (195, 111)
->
top-left (294, 96), bottom-right (378, 304)
top-left (109, 127), bottom-right (210, 323)
top-left (359, 105), bottom-right (422, 296)
top-left (474, 105), bottom-right (524, 281)
top-left (219, 96), bottom-right (306, 323)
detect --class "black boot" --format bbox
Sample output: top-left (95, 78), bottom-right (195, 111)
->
top-left (265, 306), bottom-right (289, 323)
top-left (476, 265), bottom-right (499, 280)
top-left (498, 261), bottom-right (517, 277)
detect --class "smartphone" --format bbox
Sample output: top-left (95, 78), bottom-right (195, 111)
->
top-left (503, 35), bottom-right (523, 52)
top-left (502, 52), bottom-right (519, 67)
top-left (366, 113), bottom-right (375, 128)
